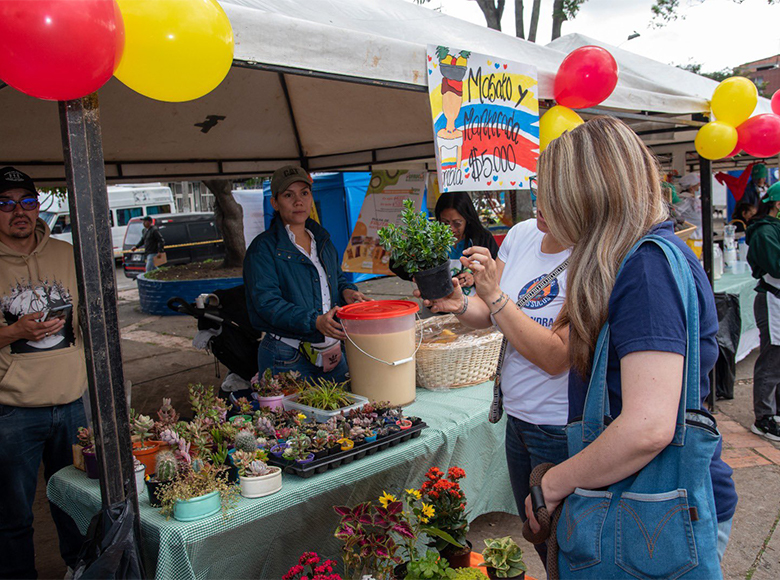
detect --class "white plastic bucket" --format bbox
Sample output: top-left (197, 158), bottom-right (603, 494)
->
top-left (339, 300), bottom-right (420, 406)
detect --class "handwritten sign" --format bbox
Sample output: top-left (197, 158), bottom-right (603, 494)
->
top-left (426, 45), bottom-right (539, 193)
top-left (342, 170), bottom-right (426, 275)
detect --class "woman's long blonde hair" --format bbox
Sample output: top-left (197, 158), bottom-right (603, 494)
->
top-left (538, 117), bottom-right (668, 375)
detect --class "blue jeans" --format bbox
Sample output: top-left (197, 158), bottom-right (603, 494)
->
top-left (257, 335), bottom-right (349, 383)
top-left (0, 398), bottom-right (87, 578)
top-left (505, 414), bottom-right (569, 567)
top-left (717, 517), bottom-right (733, 563)
top-left (145, 254), bottom-right (156, 272)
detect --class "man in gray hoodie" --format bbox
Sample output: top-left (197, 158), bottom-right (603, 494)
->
top-left (0, 167), bottom-right (86, 578)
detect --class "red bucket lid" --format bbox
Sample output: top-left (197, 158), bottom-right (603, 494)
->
top-left (338, 300), bottom-right (419, 320)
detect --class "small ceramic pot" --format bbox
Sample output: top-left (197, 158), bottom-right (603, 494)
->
top-left (173, 490), bottom-right (221, 522)
top-left (132, 441), bottom-right (161, 473)
top-left (82, 448), bottom-right (99, 479)
top-left (239, 467), bottom-right (282, 498)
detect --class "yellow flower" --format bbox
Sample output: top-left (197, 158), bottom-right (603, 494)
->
top-left (297, 413), bottom-right (307, 421)
top-left (420, 502), bottom-right (435, 522)
top-left (379, 491), bottom-right (397, 508)
top-left (406, 488), bottom-right (422, 500)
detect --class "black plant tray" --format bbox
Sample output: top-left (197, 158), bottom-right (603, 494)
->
top-left (268, 421), bottom-right (427, 478)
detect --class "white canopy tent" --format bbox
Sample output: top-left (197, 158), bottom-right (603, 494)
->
top-left (0, 0), bottom-right (763, 184)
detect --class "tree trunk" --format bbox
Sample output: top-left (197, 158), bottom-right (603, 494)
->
top-left (528, 0), bottom-right (542, 42)
top-left (551, 0), bottom-right (566, 40)
top-left (475, 0), bottom-right (505, 31)
top-left (515, 0), bottom-right (525, 38)
top-left (202, 179), bottom-right (246, 268)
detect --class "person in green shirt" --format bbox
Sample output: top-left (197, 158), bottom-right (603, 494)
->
top-left (746, 182), bottom-right (780, 440)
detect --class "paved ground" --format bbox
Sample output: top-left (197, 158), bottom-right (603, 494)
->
top-left (31, 268), bottom-right (780, 579)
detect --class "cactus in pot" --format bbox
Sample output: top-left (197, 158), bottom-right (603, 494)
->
top-left (234, 429), bottom-right (258, 453)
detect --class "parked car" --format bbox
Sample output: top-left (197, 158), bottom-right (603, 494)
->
top-left (40, 184), bottom-right (176, 260)
top-left (123, 213), bottom-right (225, 278)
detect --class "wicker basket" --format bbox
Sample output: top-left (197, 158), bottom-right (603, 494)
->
top-left (415, 314), bottom-right (502, 390)
top-left (675, 222), bottom-right (697, 241)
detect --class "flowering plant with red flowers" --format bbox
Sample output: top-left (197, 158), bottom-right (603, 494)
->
top-left (418, 466), bottom-right (469, 552)
top-left (282, 552), bottom-right (342, 580)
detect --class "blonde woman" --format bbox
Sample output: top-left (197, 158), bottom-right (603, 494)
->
top-left (525, 118), bottom-right (736, 572)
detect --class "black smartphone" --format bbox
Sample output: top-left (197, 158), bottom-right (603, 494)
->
top-left (48, 303), bottom-right (73, 320)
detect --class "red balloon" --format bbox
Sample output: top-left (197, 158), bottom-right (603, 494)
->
top-left (725, 143), bottom-right (742, 158)
top-left (772, 89), bottom-right (780, 116)
top-left (737, 114), bottom-right (780, 158)
top-left (554, 46), bottom-right (619, 109)
top-left (0, 0), bottom-right (124, 101)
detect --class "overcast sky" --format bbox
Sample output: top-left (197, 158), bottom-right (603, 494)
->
top-left (413, 0), bottom-right (780, 71)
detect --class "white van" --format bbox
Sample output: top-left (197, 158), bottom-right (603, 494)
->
top-left (39, 184), bottom-right (176, 259)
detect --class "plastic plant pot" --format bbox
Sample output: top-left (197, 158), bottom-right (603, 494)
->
top-left (270, 444), bottom-right (287, 459)
top-left (82, 448), bottom-right (99, 479)
top-left (487, 569), bottom-right (525, 580)
top-left (398, 419), bottom-right (412, 430)
top-left (132, 441), bottom-right (161, 473)
top-left (253, 392), bottom-right (285, 411)
top-left (134, 464), bottom-right (146, 495)
top-left (339, 438), bottom-right (355, 452)
top-left (295, 453), bottom-right (315, 465)
top-left (414, 261), bottom-right (453, 301)
top-left (173, 490), bottom-right (221, 522)
top-left (364, 432), bottom-right (377, 443)
top-left (238, 467), bottom-right (282, 498)
top-left (146, 478), bottom-right (167, 508)
top-left (229, 415), bottom-right (253, 426)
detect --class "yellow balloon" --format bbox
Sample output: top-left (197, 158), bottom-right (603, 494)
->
top-left (711, 76), bottom-right (757, 127)
top-left (695, 121), bottom-right (738, 160)
top-left (539, 106), bottom-right (584, 152)
top-left (115, 0), bottom-right (234, 102)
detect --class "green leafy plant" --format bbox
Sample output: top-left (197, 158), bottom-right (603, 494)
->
top-left (158, 464), bottom-right (238, 518)
top-left (252, 369), bottom-right (285, 398)
top-left (296, 378), bottom-right (352, 410)
top-left (406, 550), bottom-right (456, 580)
top-left (132, 414), bottom-right (155, 445)
top-left (378, 199), bottom-right (455, 275)
top-left (478, 537), bottom-right (526, 579)
top-left (452, 568), bottom-right (487, 580)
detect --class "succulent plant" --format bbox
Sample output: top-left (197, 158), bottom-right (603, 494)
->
top-left (155, 451), bottom-right (178, 482)
top-left (132, 414), bottom-right (155, 444)
top-left (245, 460), bottom-right (274, 477)
top-left (479, 537), bottom-right (527, 578)
top-left (76, 426), bottom-right (94, 448)
top-left (157, 397), bottom-right (179, 426)
top-left (255, 415), bottom-right (275, 438)
top-left (234, 429), bottom-right (258, 453)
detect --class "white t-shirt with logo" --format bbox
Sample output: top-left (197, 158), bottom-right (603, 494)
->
top-left (497, 219), bottom-right (570, 425)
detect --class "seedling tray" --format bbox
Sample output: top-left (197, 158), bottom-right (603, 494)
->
top-left (268, 421), bottom-right (427, 478)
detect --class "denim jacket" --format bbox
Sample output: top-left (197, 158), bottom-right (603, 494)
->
top-left (244, 218), bottom-right (357, 343)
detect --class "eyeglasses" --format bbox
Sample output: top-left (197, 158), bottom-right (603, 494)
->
top-left (0, 198), bottom-right (39, 213)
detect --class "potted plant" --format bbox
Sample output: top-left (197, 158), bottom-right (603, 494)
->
top-left (146, 450), bottom-right (177, 508)
top-left (231, 397), bottom-right (255, 424)
top-left (295, 378), bottom-right (353, 411)
top-left (133, 456), bottom-right (146, 496)
top-left (131, 413), bottom-right (161, 472)
top-left (233, 429), bottom-right (258, 453)
top-left (283, 552), bottom-right (341, 580)
top-left (378, 199), bottom-right (456, 300)
top-left (478, 537), bottom-right (526, 580)
top-left (334, 501), bottom-right (404, 579)
top-left (72, 426), bottom-right (94, 472)
top-left (310, 430), bottom-right (331, 460)
top-left (158, 462), bottom-right (238, 522)
top-left (235, 457), bottom-right (282, 498)
top-left (152, 397), bottom-right (180, 444)
top-left (252, 369), bottom-right (286, 410)
top-left (418, 467), bottom-right (471, 569)
top-left (451, 568), bottom-right (488, 580)
top-left (283, 433), bottom-right (313, 464)
top-left (404, 550), bottom-right (456, 580)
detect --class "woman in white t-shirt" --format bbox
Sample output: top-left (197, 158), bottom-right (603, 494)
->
top-left (421, 211), bottom-right (570, 567)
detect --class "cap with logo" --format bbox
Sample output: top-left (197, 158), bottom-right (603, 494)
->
top-left (0, 167), bottom-right (37, 196)
top-left (270, 165), bottom-right (312, 197)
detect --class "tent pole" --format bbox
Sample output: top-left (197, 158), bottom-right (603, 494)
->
top-left (58, 95), bottom-right (141, 529)
top-left (698, 151), bottom-right (717, 413)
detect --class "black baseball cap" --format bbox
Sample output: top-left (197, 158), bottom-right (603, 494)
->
top-left (0, 167), bottom-right (37, 196)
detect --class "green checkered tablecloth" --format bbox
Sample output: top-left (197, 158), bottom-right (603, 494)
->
top-left (47, 382), bottom-right (516, 579)
top-left (714, 270), bottom-right (759, 360)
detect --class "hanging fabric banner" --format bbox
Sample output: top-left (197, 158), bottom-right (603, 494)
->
top-left (342, 170), bottom-right (426, 274)
top-left (426, 44), bottom-right (539, 193)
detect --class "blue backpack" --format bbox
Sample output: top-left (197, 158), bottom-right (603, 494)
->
top-left (557, 235), bottom-right (722, 579)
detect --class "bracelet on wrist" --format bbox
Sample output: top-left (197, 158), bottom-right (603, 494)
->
top-left (455, 293), bottom-right (469, 316)
top-left (490, 291), bottom-right (506, 306)
top-left (491, 296), bottom-right (510, 317)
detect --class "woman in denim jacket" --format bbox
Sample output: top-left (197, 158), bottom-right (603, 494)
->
top-left (524, 118), bottom-right (737, 566)
top-left (244, 166), bottom-right (368, 382)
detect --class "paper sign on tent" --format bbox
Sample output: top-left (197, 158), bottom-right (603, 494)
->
top-left (426, 44), bottom-right (540, 193)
